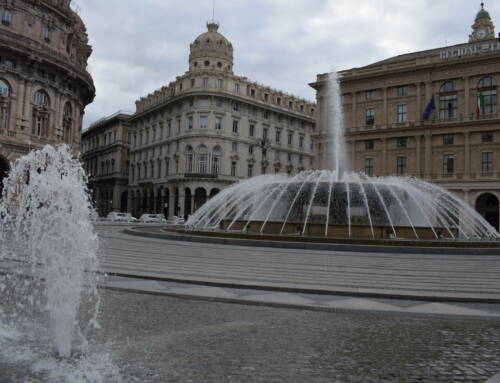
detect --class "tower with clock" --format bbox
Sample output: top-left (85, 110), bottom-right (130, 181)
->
top-left (469, 2), bottom-right (496, 42)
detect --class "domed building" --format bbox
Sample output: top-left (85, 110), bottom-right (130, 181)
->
top-left (0, 0), bottom-right (95, 195)
top-left (124, 22), bottom-right (316, 219)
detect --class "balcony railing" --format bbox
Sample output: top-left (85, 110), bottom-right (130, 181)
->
top-left (184, 173), bottom-right (218, 179)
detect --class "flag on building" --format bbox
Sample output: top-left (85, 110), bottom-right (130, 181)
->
top-left (476, 92), bottom-right (485, 118)
top-left (422, 95), bottom-right (435, 120)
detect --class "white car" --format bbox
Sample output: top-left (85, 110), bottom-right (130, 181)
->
top-left (107, 212), bottom-right (137, 223)
top-left (139, 213), bottom-right (166, 223)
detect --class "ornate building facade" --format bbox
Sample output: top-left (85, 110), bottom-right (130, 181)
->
top-left (81, 111), bottom-right (131, 216)
top-left (128, 22), bottom-right (316, 218)
top-left (311, 4), bottom-right (500, 231)
top-left (0, 0), bottom-right (95, 195)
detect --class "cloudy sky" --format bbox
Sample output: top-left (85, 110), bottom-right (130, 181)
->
top-left (76, 0), bottom-right (498, 128)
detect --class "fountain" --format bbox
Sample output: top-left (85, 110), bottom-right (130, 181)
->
top-left (187, 73), bottom-right (500, 242)
top-left (0, 145), bottom-right (108, 376)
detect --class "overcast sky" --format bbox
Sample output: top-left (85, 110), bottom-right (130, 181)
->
top-left (76, 0), bottom-right (498, 128)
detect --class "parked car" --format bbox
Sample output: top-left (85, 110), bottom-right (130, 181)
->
top-left (139, 213), bottom-right (166, 223)
top-left (107, 211), bottom-right (137, 222)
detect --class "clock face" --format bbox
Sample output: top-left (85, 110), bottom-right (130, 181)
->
top-left (477, 28), bottom-right (488, 39)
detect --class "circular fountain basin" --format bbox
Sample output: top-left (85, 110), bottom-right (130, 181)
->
top-left (186, 171), bottom-right (500, 242)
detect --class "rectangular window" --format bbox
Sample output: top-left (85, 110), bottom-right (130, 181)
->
top-left (249, 145), bottom-right (253, 154)
top-left (188, 116), bottom-right (193, 129)
top-left (2, 9), bottom-right (12, 26)
top-left (264, 111), bottom-right (269, 119)
top-left (397, 104), bottom-right (407, 123)
top-left (277, 97), bottom-right (281, 105)
top-left (232, 120), bottom-right (238, 133)
top-left (482, 131), bottom-right (493, 143)
top-left (190, 78), bottom-right (195, 87)
top-left (43, 25), bottom-right (51, 43)
top-left (443, 134), bottom-right (454, 145)
top-left (186, 154), bottom-right (193, 173)
top-left (275, 129), bottom-right (281, 144)
top-left (216, 98), bottom-right (223, 107)
top-left (439, 95), bottom-right (458, 120)
top-left (233, 102), bottom-right (240, 111)
top-left (200, 116), bottom-right (208, 129)
top-left (397, 86), bottom-right (408, 97)
top-left (288, 101), bottom-right (293, 109)
top-left (165, 159), bottom-right (170, 176)
top-left (177, 119), bottom-right (181, 133)
top-left (396, 156), bottom-right (407, 176)
top-left (287, 153), bottom-right (292, 162)
top-left (234, 83), bottom-right (240, 93)
top-left (217, 79), bottom-right (223, 89)
top-left (231, 162), bottom-right (237, 177)
top-left (364, 158), bottom-right (374, 176)
top-left (167, 121), bottom-right (172, 137)
top-left (299, 135), bottom-right (304, 148)
top-left (397, 137), bottom-right (407, 148)
top-left (299, 155), bottom-right (303, 164)
top-left (232, 142), bottom-right (238, 152)
top-left (247, 164), bottom-right (253, 178)
top-left (249, 124), bottom-right (255, 137)
top-left (365, 140), bottom-right (374, 150)
top-left (197, 154), bottom-right (207, 174)
top-left (443, 154), bottom-right (454, 176)
top-left (179, 82), bottom-right (183, 91)
top-left (212, 156), bottom-right (220, 175)
top-left (215, 117), bottom-right (222, 130)
top-left (264, 93), bottom-right (269, 102)
top-left (287, 132), bottom-right (293, 146)
top-left (366, 108), bottom-right (375, 125)
top-left (203, 78), bottom-right (209, 88)
top-left (482, 152), bottom-right (493, 175)
top-left (250, 89), bottom-right (256, 97)
top-left (366, 90), bottom-right (375, 100)
top-left (263, 127), bottom-right (268, 140)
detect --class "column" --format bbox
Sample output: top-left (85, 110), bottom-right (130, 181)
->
top-left (169, 188), bottom-right (175, 217)
top-left (350, 140), bottom-right (356, 171)
top-left (351, 92), bottom-right (357, 130)
top-left (424, 133), bottom-right (432, 179)
top-left (415, 82), bottom-right (421, 122)
top-left (178, 188), bottom-right (185, 218)
top-left (464, 132), bottom-right (470, 178)
top-left (23, 81), bottom-right (32, 133)
top-left (381, 138), bottom-right (387, 175)
top-left (415, 135), bottom-right (422, 177)
top-left (382, 87), bottom-right (388, 126)
top-left (16, 80), bottom-right (26, 130)
top-left (464, 76), bottom-right (470, 119)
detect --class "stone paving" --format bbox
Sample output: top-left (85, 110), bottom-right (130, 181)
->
top-left (98, 226), bottom-right (500, 302)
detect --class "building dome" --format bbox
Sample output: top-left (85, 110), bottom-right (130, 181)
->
top-left (189, 22), bottom-right (234, 73)
top-left (476, 3), bottom-right (491, 20)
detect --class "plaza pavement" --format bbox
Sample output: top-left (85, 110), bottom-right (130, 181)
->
top-left (95, 224), bottom-right (500, 319)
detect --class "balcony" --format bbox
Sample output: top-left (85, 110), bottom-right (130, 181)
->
top-left (184, 173), bottom-right (218, 179)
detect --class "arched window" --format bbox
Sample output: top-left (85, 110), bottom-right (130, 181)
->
top-left (212, 146), bottom-right (222, 175)
top-left (32, 90), bottom-right (50, 137)
top-left (439, 81), bottom-right (457, 120)
top-left (0, 79), bottom-right (11, 130)
top-left (62, 102), bottom-right (73, 143)
top-left (196, 145), bottom-right (208, 174)
top-left (185, 145), bottom-right (193, 173)
top-left (477, 76), bottom-right (497, 116)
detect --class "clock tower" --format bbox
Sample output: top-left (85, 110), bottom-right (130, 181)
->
top-left (469, 2), bottom-right (495, 42)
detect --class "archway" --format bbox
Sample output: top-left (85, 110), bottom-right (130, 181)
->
top-left (121, 190), bottom-right (128, 212)
top-left (209, 188), bottom-right (220, 199)
top-left (0, 156), bottom-right (9, 198)
top-left (184, 188), bottom-right (192, 218)
top-left (194, 187), bottom-right (207, 212)
top-left (476, 193), bottom-right (499, 232)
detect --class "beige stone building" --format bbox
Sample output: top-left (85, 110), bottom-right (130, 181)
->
top-left (311, 4), bottom-right (500, 231)
top-left (128, 21), bottom-right (316, 219)
top-left (0, 0), bottom-right (95, 195)
top-left (81, 111), bottom-right (131, 216)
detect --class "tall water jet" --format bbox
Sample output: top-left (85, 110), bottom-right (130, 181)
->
top-left (325, 71), bottom-right (346, 178)
top-left (0, 145), bottom-right (100, 358)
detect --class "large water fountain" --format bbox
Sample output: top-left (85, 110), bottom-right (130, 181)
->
top-left (187, 73), bottom-right (500, 242)
top-left (0, 145), bottom-right (121, 381)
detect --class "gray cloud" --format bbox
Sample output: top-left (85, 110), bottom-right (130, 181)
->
top-left (77, 0), bottom-right (498, 127)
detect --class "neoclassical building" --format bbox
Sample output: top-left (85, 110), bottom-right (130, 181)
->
top-left (311, 4), bottom-right (500, 231)
top-left (128, 22), bottom-right (316, 218)
top-left (0, 0), bottom-right (95, 195)
top-left (81, 111), bottom-right (131, 216)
